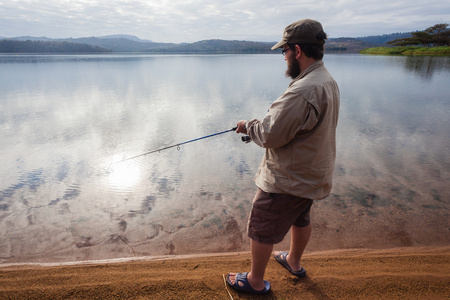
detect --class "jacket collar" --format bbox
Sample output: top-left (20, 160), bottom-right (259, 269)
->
top-left (290, 60), bottom-right (324, 86)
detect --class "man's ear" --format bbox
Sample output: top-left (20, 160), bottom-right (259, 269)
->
top-left (294, 44), bottom-right (302, 59)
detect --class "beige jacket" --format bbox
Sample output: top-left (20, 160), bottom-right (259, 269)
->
top-left (247, 60), bottom-right (339, 200)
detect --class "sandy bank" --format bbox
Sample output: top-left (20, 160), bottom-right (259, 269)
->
top-left (1, 246), bottom-right (449, 299)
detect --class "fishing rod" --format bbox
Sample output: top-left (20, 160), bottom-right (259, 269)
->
top-left (113, 126), bottom-right (249, 164)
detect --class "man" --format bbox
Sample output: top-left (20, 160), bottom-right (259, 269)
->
top-left (227, 19), bottom-right (340, 294)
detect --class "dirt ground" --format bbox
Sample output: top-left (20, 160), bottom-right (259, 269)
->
top-left (0, 246), bottom-right (449, 299)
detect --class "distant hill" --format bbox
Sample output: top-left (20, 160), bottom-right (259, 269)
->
top-left (61, 37), bottom-right (171, 52)
top-left (0, 31), bottom-right (413, 54)
top-left (0, 39), bottom-right (110, 53)
top-left (97, 34), bottom-right (154, 43)
top-left (324, 33), bottom-right (414, 53)
top-left (326, 37), bottom-right (385, 53)
top-left (141, 39), bottom-right (274, 53)
top-left (5, 36), bottom-right (170, 52)
top-left (357, 32), bottom-right (413, 45)
top-left (6, 36), bottom-right (55, 42)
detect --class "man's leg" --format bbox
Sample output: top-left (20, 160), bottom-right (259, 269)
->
top-left (286, 223), bottom-right (311, 271)
top-left (228, 239), bottom-right (273, 291)
top-left (248, 239), bottom-right (273, 289)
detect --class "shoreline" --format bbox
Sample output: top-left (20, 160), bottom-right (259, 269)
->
top-left (1, 245), bottom-right (447, 268)
top-left (360, 46), bottom-right (450, 55)
top-left (1, 245), bottom-right (449, 299)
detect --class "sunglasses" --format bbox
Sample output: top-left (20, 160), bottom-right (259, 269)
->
top-left (281, 48), bottom-right (290, 56)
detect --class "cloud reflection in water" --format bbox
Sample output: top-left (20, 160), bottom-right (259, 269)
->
top-left (0, 54), bottom-right (449, 264)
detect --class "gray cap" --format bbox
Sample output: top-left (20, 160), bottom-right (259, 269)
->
top-left (272, 19), bottom-right (326, 50)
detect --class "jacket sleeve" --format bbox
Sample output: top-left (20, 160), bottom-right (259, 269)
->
top-left (247, 91), bottom-right (320, 149)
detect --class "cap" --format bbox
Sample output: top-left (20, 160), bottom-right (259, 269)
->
top-left (271, 19), bottom-right (326, 50)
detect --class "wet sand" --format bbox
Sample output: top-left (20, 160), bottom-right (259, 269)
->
top-left (1, 246), bottom-right (449, 299)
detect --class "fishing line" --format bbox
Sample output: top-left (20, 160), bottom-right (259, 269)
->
top-left (112, 127), bottom-right (239, 164)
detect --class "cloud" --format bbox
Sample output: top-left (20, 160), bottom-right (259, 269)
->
top-left (0, 0), bottom-right (449, 42)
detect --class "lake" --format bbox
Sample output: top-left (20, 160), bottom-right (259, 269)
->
top-left (0, 53), bottom-right (449, 264)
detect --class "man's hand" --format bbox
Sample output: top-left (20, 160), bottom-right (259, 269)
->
top-left (236, 120), bottom-right (248, 134)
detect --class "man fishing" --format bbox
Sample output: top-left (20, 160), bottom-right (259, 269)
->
top-left (227, 19), bottom-right (340, 294)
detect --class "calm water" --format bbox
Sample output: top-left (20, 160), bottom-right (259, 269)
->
top-left (0, 54), bottom-right (449, 264)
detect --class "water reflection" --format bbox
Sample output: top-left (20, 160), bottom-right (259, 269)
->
top-left (106, 159), bottom-right (142, 191)
top-left (402, 55), bottom-right (450, 78)
top-left (0, 54), bottom-right (449, 264)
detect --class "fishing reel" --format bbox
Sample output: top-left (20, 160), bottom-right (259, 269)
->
top-left (241, 135), bottom-right (252, 143)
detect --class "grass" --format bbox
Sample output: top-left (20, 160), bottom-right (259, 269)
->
top-left (360, 46), bottom-right (450, 56)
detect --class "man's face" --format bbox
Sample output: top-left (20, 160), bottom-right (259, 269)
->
top-left (283, 45), bottom-right (301, 79)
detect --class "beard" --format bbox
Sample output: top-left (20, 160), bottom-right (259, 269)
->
top-left (285, 56), bottom-right (301, 79)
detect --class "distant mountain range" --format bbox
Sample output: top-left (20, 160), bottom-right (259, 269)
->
top-left (0, 33), bottom-right (412, 54)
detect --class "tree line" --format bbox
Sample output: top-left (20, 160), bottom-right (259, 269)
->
top-left (387, 24), bottom-right (450, 47)
top-left (0, 40), bottom-right (110, 53)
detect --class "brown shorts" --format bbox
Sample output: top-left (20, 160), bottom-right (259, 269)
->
top-left (247, 188), bottom-right (313, 245)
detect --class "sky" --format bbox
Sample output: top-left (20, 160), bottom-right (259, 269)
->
top-left (1, 0), bottom-right (449, 43)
